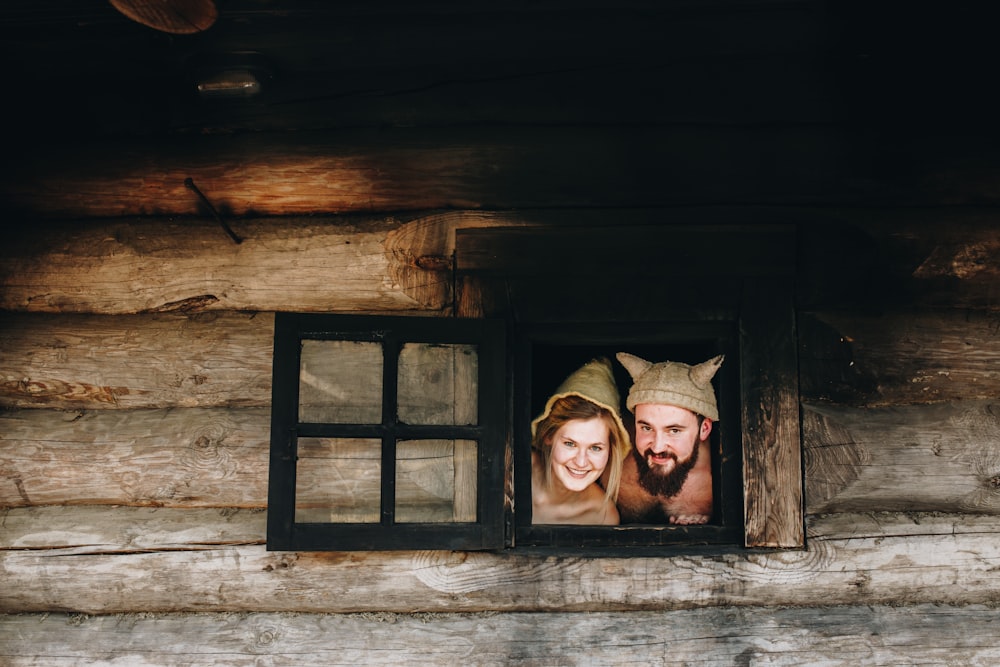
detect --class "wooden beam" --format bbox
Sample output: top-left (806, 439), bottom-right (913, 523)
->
top-left (803, 401), bottom-right (1000, 514)
top-left (740, 279), bottom-right (804, 548)
top-left (0, 127), bottom-right (853, 219)
top-left (0, 216), bottom-right (457, 314)
top-left (799, 310), bottom-right (1000, 406)
top-left (2, 603), bottom-right (998, 666)
top-left (0, 313), bottom-right (274, 409)
top-left (3, 211), bottom-right (997, 315)
top-left (2, 509), bottom-right (998, 613)
top-left (0, 408), bottom-right (270, 508)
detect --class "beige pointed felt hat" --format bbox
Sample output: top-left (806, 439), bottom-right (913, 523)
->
top-left (530, 357), bottom-right (631, 453)
top-left (617, 352), bottom-right (724, 421)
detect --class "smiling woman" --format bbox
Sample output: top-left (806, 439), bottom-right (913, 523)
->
top-left (529, 358), bottom-right (631, 526)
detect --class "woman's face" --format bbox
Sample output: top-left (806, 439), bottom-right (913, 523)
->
top-left (547, 416), bottom-right (612, 493)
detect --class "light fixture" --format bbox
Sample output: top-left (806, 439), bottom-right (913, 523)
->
top-left (197, 70), bottom-right (262, 98)
top-left (190, 52), bottom-right (272, 100)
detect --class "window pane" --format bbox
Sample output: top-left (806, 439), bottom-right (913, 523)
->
top-left (299, 340), bottom-right (382, 423)
top-left (398, 343), bottom-right (478, 425)
top-left (395, 439), bottom-right (477, 523)
top-left (295, 437), bottom-right (381, 523)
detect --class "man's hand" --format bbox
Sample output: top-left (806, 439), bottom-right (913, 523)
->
top-left (668, 513), bottom-right (710, 525)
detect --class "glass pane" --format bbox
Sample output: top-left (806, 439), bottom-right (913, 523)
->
top-left (398, 343), bottom-right (478, 425)
top-left (299, 340), bottom-right (382, 423)
top-left (395, 439), bottom-right (477, 523)
top-left (295, 437), bottom-right (381, 523)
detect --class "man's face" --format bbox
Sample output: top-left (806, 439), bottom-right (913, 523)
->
top-left (632, 403), bottom-right (710, 498)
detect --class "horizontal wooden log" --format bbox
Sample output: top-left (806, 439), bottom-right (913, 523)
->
top-left (11, 506), bottom-right (987, 554)
top-left (799, 310), bottom-right (1000, 406)
top-left (1, 509), bottom-right (998, 613)
top-left (0, 409), bottom-right (270, 508)
top-left (2, 603), bottom-right (998, 667)
top-left (5, 394), bottom-right (1000, 514)
top-left (0, 506), bottom-right (266, 551)
top-left (4, 210), bottom-right (998, 315)
top-left (804, 401), bottom-right (1000, 514)
top-left (0, 213), bottom-right (518, 314)
top-left (0, 127), bottom-right (853, 219)
top-left (0, 313), bottom-right (274, 409)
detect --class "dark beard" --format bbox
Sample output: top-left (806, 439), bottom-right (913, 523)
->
top-left (632, 441), bottom-right (699, 499)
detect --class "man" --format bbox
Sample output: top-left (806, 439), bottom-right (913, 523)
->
top-left (612, 352), bottom-right (723, 525)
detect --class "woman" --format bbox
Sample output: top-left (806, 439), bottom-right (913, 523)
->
top-left (530, 357), bottom-right (631, 525)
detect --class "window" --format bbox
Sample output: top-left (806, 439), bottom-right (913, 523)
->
top-left (511, 323), bottom-right (744, 550)
top-left (267, 224), bottom-right (804, 551)
top-left (267, 314), bottom-right (506, 551)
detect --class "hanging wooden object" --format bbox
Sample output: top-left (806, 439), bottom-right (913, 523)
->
top-left (108, 0), bottom-right (217, 34)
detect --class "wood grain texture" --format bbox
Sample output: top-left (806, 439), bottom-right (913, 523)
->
top-left (739, 280), bottom-right (803, 548)
top-left (0, 312), bottom-right (274, 409)
top-left (2, 603), bottom-right (998, 667)
top-left (803, 401), bottom-right (1000, 514)
top-left (799, 309), bottom-right (1000, 407)
top-left (3, 509), bottom-right (998, 613)
top-left (7, 396), bottom-right (998, 513)
top-left (0, 408), bottom-right (270, 507)
top-left (0, 217), bottom-right (443, 314)
top-left (0, 127), bottom-right (851, 219)
top-left (4, 213), bottom-right (997, 315)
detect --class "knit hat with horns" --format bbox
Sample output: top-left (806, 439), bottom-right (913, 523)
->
top-left (530, 357), bottom-right (631, 452)
top-left (616, 352), bottom-right (724, 421)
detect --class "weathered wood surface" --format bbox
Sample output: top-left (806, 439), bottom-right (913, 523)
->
top-left (799, 310), bottom-right (1000, 407)
top-left (797, 215), bottom-right (1000, 310)
top-left (8, 133), bottom-right (1000, 220)
top-left (0, 215), bottom-right (490, 314)
top-left (0, 408), bottom-right (269, 508)
top-left (6, 302), bottom-right (999, 412)
top-left (0, 127), bottom-right (854, 219)
top-left (4, 397), bottom-right (999, 513)
top-left (739, 280), bottom-right (803, 548)
top-left (4, 213), bottom-right (997, 315)
top-left (2, 510), bottom-right (999, 613)
top-left (2, 603), bottom-right (998, 667)
top-left (0, 312), bottom-right (274, 409)
top-left (804, 401), bottom-right (1000, 514)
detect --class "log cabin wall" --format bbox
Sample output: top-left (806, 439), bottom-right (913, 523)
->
top-left (2, 1), bottom-right (1000, 664)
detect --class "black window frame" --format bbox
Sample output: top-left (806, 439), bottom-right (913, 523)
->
top-left (266, 313), bottom-right (506, 551)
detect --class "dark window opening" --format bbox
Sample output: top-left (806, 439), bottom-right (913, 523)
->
top-left (512, 322), bottom-right (744, 550)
